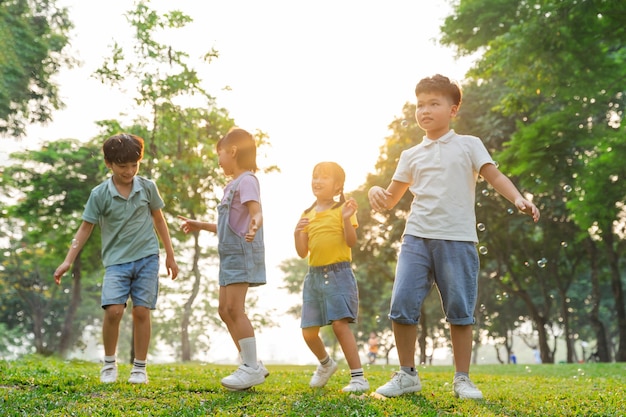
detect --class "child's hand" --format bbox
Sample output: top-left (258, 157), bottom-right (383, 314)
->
top-left (178, 215), bottom-right (198, 233)
top-left (343, 198), bottom-right (358, 218)
top-left (245, 219), bottom-right (259, 242)
top-left (294, 217), bottom-right (310, 234)
top-left (53, 262), bottom-right (70, 285)
top-left (368, 186), bottom-right (391, 212)
top-left (515, 198), bottom-right (540, 223)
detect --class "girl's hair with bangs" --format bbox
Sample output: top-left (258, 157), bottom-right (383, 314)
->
top-left (303, 161), bottom-right (347, 214)
top-left (217, 128), bottom-right (258, 172)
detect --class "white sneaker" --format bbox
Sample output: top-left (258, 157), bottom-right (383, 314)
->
top-left (342, 378), bottom-right (370, 392)
top-left (309, 359), bottom-right (338, 388)
top-left (128, 369), bottom-right (148, 384)
top-left (257, 361), bottom-right (270, 378)
top-left (221, 364), bottom-right (266, 390)
top-left (375, 370), bottom-right (421, 397)
top-left (100, 363), bottom-right (118, 384)
top-left (453, 375), bottom-right (483, 399)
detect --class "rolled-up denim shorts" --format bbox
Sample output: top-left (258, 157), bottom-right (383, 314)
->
top-left (101, 254), bottom-right (160, 310)
top-left (301, 262), bottom-right (359, 328)
top-left (389, 236), bottom-right (478, 326)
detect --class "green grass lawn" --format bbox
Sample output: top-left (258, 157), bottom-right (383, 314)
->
top-left (1, 355), bottom-right (624, 416)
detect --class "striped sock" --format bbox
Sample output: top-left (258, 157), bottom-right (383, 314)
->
top-left (350, 368), bottom-right (364, 379)
top-left (133, 359), bottom-right (147, 371)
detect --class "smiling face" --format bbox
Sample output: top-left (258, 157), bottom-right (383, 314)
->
top-left (415, 92), bottom-right (458, 139)
top-left (311, 163), bottom-right (344, 203)
top-left (106, 160), bottom-right (140, 186)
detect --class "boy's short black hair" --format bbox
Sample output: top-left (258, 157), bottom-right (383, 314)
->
top-left (103, 133), bottom-right (144, 164)
top-left (415, 74), bottom-right (462, 107)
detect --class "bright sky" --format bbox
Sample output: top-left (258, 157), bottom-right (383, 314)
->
top-left (3, 1), bottom-right (474, 364)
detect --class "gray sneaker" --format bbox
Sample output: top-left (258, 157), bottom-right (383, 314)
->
top-left (309, 359), bottom-right (338, 388)
top-left (453, 375), bottom-right (483, 399)
top-left (375, 370), bottom-right (421, 397)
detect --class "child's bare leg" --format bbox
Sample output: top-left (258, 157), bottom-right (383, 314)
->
top-left (332, 319), bottom-right (362, 369)
top-left (393, 321), bottom-right (418, 368)
top-left (132, 306), bottom-right (151, 361)
top-left (450, 324), bottom-right (472, 373)
top-left (102, 304), bottom-right (124, 356)
top-left (302, 326), bottom-right (326, 359)
top-left (218, 284), bottom-right (254, 347)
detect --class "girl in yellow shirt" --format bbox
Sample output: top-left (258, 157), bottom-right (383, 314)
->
top-left (294, 161), bottom-right (369, 393)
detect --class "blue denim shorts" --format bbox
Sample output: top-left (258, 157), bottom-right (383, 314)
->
top-left (101, 254), bottom-right (160, 309)
top-left (301, 262), bottom-right (359, 328)
top-left (390, 236), bottom-right (479, 326)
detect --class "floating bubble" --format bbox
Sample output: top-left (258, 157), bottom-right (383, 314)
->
top-left (563, 184), bottom-right (572, 192)
top-left (478, 246), bottom-right (488, 255)
top-left (481, 189), bottom-right (490, 196)
top-left (507, 208), bottom-right (515, 215)
top-left (537, 258), bottom-right (547, 268)
top-left (71, 239), bottom-right (79, 249)
top-left (560, 241), bottom-right (568, 248)
top-left (400, 120), bottom-right (409, 128)
top-left (477, 223), bottom-right (486, 232)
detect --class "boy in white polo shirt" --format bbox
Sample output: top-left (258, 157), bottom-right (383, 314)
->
top-left (368, 74), bottom-right (540, 399)
top-left (54, 133), bottom-right (178, 384)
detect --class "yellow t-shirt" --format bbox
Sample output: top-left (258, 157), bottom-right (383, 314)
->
top-left (303, 203), bottom-right (358, 266)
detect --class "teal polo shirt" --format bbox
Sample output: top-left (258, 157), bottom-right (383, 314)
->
top-left (83, 175), bottom-right (165, 267)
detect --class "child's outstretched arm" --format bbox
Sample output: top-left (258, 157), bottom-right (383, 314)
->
top-left (480, 164), bottom-right (540, 222)
top-left (177, 215), bottom-right (217, 234)
top-left (54, 221), bottom-right (95, 284)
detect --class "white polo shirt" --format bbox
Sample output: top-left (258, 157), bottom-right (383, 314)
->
top-left (392, 130), bottom-right (494, 243)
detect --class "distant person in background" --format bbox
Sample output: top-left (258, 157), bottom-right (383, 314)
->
top-left (54, 133), bottom-right (179, 385)
top-left (510, 350), bottom-right (517, 364)
top-left (178, 128), bottom-right (268, 391)
top-left (294, 162), bottom-right (369, 393)
top-left (368, 332), bottom-right (379, 364)
top-left (533, 347), bottom-right (542, 364)
top-left (368, 74), bottom-right (540, 400)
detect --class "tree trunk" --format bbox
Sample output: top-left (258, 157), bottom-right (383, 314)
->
top-left (181, 233), bottom-right (202, 361)
top-left (58, 252), bottom-right (82, 357)
top-left (586, 239), bottom-right (611, 362)
top-left (605, 233), bottom-right (626, 361)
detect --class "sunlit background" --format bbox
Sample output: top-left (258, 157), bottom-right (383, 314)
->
top-left (2, 0), bottom-right (477, 364)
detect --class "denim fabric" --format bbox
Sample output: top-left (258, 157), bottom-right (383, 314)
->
top-left (101, 254), bottom-right (160, 309)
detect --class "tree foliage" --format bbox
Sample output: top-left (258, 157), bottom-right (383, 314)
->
top-left (440, 0), bottom-right (626, 361)
top-left (0, 0), bottom-right (73, 137)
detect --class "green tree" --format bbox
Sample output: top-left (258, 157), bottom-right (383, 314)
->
top-left (0, 0), bottom-right (73, 137)
top-left (441, 0), bottom-right (626, 361)
top-left (0, 139), bottom-right (104, 356)
top-left (93, 1), bottom-right (276, 361)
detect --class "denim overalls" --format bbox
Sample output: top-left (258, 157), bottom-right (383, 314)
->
top-left (217, 171), bottom-right (266, 287)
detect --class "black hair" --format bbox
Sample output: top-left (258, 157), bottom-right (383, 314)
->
top-left (102, 133), bottom-right (144, 164)
top-left (415, 74), bottom-right (462, 107)
top-left (217, 128), bottom-right (258, 172)
top-left (303, 161), bottom-right (347, 214)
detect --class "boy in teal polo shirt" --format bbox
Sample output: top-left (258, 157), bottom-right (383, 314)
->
top-left (54, 133), bottom-right (178, 384)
